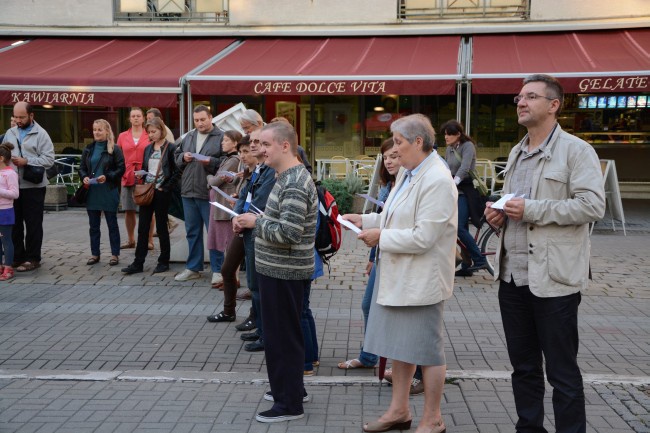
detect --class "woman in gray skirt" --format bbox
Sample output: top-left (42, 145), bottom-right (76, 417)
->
top-left (343, 114), bottom-right (458, 433)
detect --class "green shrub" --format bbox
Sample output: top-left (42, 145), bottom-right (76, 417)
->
top-left (320, 178), bottom-right (352, 215)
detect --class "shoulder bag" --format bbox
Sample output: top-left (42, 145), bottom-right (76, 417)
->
top-left (16, 140), bottom-right (45, 184)
top-left (74, 150), bottom-right (106, 205)
top-left (452, 149), bottom-right (489, 197)
top-left (133, 142), bottom-right (167, 206)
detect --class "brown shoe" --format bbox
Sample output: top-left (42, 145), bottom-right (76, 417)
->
top-left (236, 289), bottom-right (252, 301)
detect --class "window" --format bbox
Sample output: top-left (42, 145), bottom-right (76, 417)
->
top-left (399, 0), bottom-right (529, 21)
top-left (114, 0), bottom-right (229, 23)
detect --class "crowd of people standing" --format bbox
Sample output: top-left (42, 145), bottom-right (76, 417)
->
top-left (0, 73), bottom-right (606, 432)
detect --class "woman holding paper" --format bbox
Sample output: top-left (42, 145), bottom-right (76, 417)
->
top-left (79, 119), bottom-right (125, 266)
top-left (206, 130), bottom-right (242, 287)
top-left (338, 137), bottom-right (400, 370)
top-left (344, 114), bottom-right (457, 433)
top-left (121, 118), bottom-right (178, 275)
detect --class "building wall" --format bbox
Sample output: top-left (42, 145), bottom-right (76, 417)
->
top-left (530, 0), bottom-right (649, 21)
top-left (1, 0), bottom-right (648, 30)
top-left (0, 0), bottom-right (113, 27)
top-left (229, 0), bottom-right (396, 26)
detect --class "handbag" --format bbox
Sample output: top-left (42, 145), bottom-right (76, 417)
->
top-left (74, 149), bottom-right (106, 205)
top-left (16, 140), bottom-right (47, 184)
top-left (452, 149), bottom-right (489, 197)
top-left (133, 142), bottom-right (167, 206)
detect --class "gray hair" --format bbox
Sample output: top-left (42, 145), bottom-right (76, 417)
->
top-left (239, 109), bottom-right (263, 126)
top-left (523, 74), bottom-right (564, 117)
top-left (390, 114), bottom-right (436, 152)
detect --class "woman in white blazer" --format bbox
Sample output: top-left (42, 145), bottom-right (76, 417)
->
top-left (344, 114), bottom-right (458, 433)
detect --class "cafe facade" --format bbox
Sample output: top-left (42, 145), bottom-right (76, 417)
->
top-left (0, 28), bottom-right (648, 184)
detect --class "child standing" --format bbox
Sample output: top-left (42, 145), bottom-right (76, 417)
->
top-left (0, 142), bottom-right (19, 281)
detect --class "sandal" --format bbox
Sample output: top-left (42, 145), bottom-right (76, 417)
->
top-left (87, 256), bottom-right (100, 265)
top-left (337, 358), bottom-right (374, 370)
top-left (120, 241), bottom-right (135, 249)
top-left (109, 256), bottom-right (119, 266)
top-left (16, 261), bottom-right (41, 272)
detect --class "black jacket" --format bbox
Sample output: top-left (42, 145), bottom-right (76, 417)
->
top-left (78, 141), bottom-right (125, 189)
top-left (141, 140), bottom-right (180, 193)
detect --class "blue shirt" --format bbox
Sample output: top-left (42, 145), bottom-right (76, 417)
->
top-left (18, 123), bottom-right (34, 144)
top-left (387, 151), bottom-right (436, 215)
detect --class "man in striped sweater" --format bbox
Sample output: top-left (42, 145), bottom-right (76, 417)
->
top-left (237, 121), bottom-right (318, 423)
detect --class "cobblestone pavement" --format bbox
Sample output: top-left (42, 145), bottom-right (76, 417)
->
top-left (0, 200), bottom-right (648, 432)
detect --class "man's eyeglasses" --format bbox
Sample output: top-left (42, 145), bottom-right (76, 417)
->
top-left (251, 139), bottom-right (261, 144)
top-left (514, 92), bottom-right (557, 104)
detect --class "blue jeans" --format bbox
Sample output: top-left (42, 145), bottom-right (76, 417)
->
top-left (243, 231), bottom-right (263, 341)
top-left (182, 197), bottom-right (211, 272)
top-left (0, 225), bottom-right (14, 266)
top-left (87, 210), bottom-right (120, 257)
top-left (209, 249), bottom-right (224, 273)
top-left (458, 194), bottom-right (485, 269)
top-left (358, 263), bottom-right (379, 366)
top-left (302, 281), bottom-right (319, 371)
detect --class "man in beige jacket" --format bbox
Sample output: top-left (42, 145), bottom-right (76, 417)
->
top-left (485, 74), bottom-right (605, 433)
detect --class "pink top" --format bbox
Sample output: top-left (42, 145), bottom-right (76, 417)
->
top-left (117, 128), bottom-right (147, 187)
top-left (0, 166), bottom-right (19, 209)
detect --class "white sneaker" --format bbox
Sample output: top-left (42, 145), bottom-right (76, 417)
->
top-left (211, 272), bottom-right (223, 285)
top-left (175, 269), bottom-right (201, 281)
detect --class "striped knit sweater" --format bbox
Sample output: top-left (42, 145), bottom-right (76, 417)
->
top-left (254, 164), bottom-right (318, 280)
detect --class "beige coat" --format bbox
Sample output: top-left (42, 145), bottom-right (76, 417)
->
top-left (494, 125), bottom-right (606, 297)
top-left (362, 153), bottom-right (458, 307)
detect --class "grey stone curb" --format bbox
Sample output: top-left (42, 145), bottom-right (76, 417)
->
top-left (2, 369), bottom-right (648, 386)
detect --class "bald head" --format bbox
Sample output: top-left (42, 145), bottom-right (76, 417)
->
top-left (13, 101), bottom-right (33, 129)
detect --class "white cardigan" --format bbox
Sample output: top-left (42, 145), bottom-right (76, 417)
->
top-left (362, 153), bottom-right (458, 306)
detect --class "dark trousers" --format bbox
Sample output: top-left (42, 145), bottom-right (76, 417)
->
top-left (258, 273), bottom-right (307, 415)
top-left (134, 190), bottom-right (171, 267)
top-left (301, 281), bottom-right (319, 371)
top-left (499, 279), bottom-right (585, 433)
top-left (12, 187), bottom-right (46, 264)
top-left (0, 224), bottom-right (14, 266)
top-left (243, 231), bottom-right (262, 340)
top-left (221, 235), bottom-right (245, 316)
top-left (87, 210), bottom-right (120, 257)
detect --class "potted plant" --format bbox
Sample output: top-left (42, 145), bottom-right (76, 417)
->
top-left (344, 175), bottom-right (367, 214)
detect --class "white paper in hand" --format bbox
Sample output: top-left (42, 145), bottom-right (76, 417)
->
top-left (191, 153), bottom-right (211, 162)
top-left (211, 186), bottom-right (236, 203)
top-left (490, 193), bottom-right (526, 210)
top-left (336, 215), bottom-right (361, 234)
top-left (134, 170), bottom-right (148, 177)
top-left (210, 201), bottom-right (239, 218)
top-left (356, 193), bottom-right (385, 209)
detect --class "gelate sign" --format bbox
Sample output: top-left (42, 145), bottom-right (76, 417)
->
top-left (578, 76), bottom-right (648, 93)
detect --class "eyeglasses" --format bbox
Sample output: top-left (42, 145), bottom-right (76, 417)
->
top-left (251, 139), bottom-right (261, 144)
top-left (513, 92), bottom-right (557, 104)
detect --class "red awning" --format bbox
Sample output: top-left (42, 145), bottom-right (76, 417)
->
top-left (469, 29), bottom-right (650, 94)
top-left (187, 36), bottom-right (462, 96)
top-left (0, 38), bottom-right (236, 107)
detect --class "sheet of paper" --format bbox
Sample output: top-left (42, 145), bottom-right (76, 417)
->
top-left (134, 170), bottom-right (148, 177)
top-left (191, 153), bottom-right (211, 162)
top-left (490, 193), bottom-right (526, 210)
top-left (249, 203), bottom-right (264, 215)
top-left (210, 201), bottom-right (239, 218)
top-left (337, 215), bottom-right (361, 234)
top-left (88, 178), bottom-right (99, 185)
top-left (216, 170), bottom-right (237, 179)
top-left (211, 186), bottom-right (236, 203)
top-left (356, 193), bottom-right (384, 209)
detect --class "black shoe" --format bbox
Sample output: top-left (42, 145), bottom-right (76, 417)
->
top-left (264, 391), bottom-right (310, 403)
top-left (245, 339), bottom-right (265, 352)
top-left (152, 263), bottom-right (169, 274)
top-left (207, 312), bottom-right (236, 323)
top-left (241, 331), bottom-right (260, 341)
top-left (466, 262), bottom-right (489, 272)
top-left (455, 269), bottom-right (474, 277)
top-left (235, 318), bottom-right (256, 332)
top-left (255, 408), bottom-right (304, 423)
top-left (121, 264), bottom-right (143, 275)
